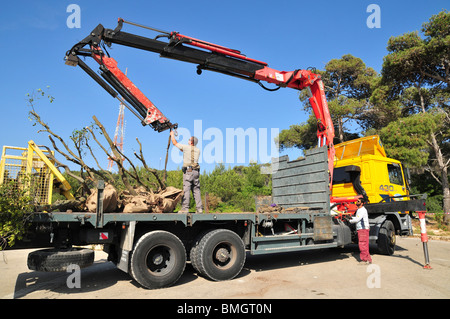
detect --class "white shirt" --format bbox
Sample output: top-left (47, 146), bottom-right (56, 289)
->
top-left (350, 206), bottom-right (370, 230)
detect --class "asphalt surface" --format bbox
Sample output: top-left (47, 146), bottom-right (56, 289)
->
top-left (1, 237), bottom-right (449, 300)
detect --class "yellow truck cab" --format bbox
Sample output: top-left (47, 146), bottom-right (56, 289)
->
top-left (331, 135), bottom-right (419, 255)
top-left (332, 135), bottom-right (410, 205)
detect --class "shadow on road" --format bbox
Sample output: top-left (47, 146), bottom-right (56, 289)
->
top-left (13, 259), bottom-right (128, 298)
top-left (241, 241), bottom-right (421, 274)
top-left (12, 241), bottom-right (423, 297)
top-left (242, 246), bottom-right (354, 273)
top-left (13, 259), bottom-right (203, 298)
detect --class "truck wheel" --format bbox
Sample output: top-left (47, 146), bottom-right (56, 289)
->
top-left (27, 248), bottom-right (94, 272)
top-left (189, 231), bottom-right (208, 276)
top-left (193, 229), bottom-right (246, 281)
top-left (377, 220), bottom-right (396, 255)
top-left (130, 230), bottom-right (186, 289)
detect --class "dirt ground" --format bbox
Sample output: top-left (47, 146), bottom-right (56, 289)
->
top-left (411, 217), bottom-right (450, 240)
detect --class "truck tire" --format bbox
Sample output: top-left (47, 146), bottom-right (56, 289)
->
top-left (189, 242), bottom-right (201, 275)
top-left (377, 220), bottom-right (396, 255)
top-left (27, 248), bottom-right (94, 272)
top-left (130, 230), bottom-right (186, 289)
top-left (193, 229), bottom-right (246, 281)
top-left (189, 231), bottom-right (208, 276)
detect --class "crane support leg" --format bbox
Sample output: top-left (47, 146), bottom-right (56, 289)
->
top-left (418, 211), bottom-right (432, 269)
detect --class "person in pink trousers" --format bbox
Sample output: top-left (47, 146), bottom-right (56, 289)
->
top-left (350, 199), bottom-right (372, 264)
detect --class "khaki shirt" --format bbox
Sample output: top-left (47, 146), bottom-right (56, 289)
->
top-left (178, 144), bottom-right (200, 168)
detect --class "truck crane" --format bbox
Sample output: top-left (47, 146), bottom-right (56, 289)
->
top-left (65, 18), bottom-right (336, 192)
top-left (64, 17), bottom-right (428, 216)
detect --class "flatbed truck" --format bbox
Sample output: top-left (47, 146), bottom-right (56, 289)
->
top-left (24, 147), bottom-right (426, 289)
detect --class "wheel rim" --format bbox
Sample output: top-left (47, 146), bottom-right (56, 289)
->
top-left (211, 242), bottom-right (237, 270)
top-left (389, 230), bottom-right (396, 246)
top-left (145, 245), bottom-right (174, 276)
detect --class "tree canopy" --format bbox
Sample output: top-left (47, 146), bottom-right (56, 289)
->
top-left (277, 10), bottom-right (450, 222)
top-left (277, 54), bottom-right (378, 151)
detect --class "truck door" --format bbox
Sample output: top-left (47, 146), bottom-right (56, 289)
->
top-left (384, 163), bottom-right (407, 200)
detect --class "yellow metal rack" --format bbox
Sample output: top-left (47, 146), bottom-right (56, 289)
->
top-left (0, 140), bottom-right (74, 205)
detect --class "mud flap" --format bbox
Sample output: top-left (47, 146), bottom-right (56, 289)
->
top-left (116, 221), bottom-right (136, 273)
top-left (369, 215), bottom-right (387, 244)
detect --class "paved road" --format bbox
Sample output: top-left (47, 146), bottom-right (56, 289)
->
top-left (1, 237), bottom-right (449, 299)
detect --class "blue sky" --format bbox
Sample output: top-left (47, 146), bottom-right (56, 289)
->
top-left (1, 0), bottom-right (448, 174)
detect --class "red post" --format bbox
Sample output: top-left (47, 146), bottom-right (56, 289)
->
top-left (417, 211), bottom-right (432, 269)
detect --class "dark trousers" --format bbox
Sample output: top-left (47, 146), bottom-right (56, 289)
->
top-left (182, 170), bottom-right (202, 212)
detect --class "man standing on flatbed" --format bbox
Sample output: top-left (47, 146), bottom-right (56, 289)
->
top-left (170, 130), bottom-right (203, 213)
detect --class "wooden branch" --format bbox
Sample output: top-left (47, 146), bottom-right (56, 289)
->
top-left (48, 135), bottom-right (109, 186)
top-left (38, 145), bottom-right (86, 185)
top-left (30, 111), bottom-right (85, 165)
top-left (84, 138), bottom-right (115, 183)
top-left (91, 116), bottom-right (137, 196)
top-left (109, 141), bottom-right (154, 191)
top-left (47, 135), bottom-right (82, 167)
top-left (31, 109), bottom-right (106, 189)
top-left (424, 165), bottom-right (443, 186)
top-left (134, 137), bottom-right (166, 190)
top-left (46, 135), bottom-right (97, 195)
top-left (423, 71), bottom-right (450, 86)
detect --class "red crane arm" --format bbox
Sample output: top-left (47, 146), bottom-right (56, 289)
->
top-left (169, 31), bottom-right (336, 181)
top-left (253, 66), bottom-right (335, 188)
top-left (66, 18), bottom-right (336, 189)
top-left (91, 50), bottom-right (170, 128)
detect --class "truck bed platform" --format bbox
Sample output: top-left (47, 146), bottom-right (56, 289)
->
top-left (31, 209), bottom-right (326, 228)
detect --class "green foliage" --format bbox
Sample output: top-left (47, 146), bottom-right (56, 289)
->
top-left (26, 86), bottom-right (54, 114)
top-left (322, 54), bottom-right (377, 100)
top-left (410, 174), bottom-right (445, 227)
top-left (230, 163), bottom-right (272, 211)
top-left (182, 162), bottom-right (272, 212)
top-left (0, 181), bottom-right (33, 250)
top-left (201, 164), bottom-right (242, 204)
top-left (421, 10), bottom-right (450, 85)
top-left (383, 31), bottom-right (425, 87)
top-left (382, 10), bottom-right (450, 92)
top-left (276, 115), bottom-right (317, 151)
top-left (277, 10), bottom-right (450, 226)
top-left (380, 10), bottom-right (450, 223)
top-left (422, 10), bottom-right (450, 38)
top-left (380, 112), bottom-right (437, 167)
top-left (366, 84), bottom-right (402, 130)
top-left (277, 54), bottom-right (379, 150)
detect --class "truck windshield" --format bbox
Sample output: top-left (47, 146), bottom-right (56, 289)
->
top-left (387, 163), bottom-right (404, 186)
top-left (332, 167), bottom-right (352, 184)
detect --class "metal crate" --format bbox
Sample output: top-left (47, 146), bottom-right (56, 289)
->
top-left (271, 146), bottom-right (330, 212)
